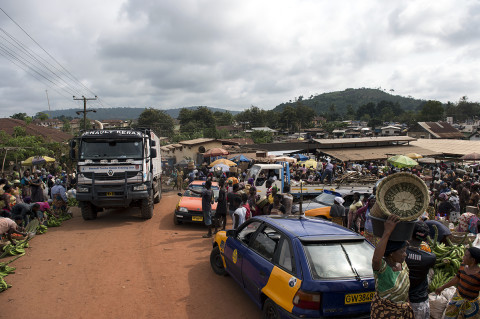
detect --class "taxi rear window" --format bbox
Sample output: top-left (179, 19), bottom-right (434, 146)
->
top-left (303, 241), bottom-right (374, 279)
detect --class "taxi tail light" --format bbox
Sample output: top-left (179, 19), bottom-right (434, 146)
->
top-left (293, 290), bottom-right (321, 310)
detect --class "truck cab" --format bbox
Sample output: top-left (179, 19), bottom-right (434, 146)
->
top-left (71, 129), bottom-right (161, 220)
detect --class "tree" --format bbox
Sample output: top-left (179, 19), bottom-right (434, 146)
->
top-left (213, 111), bottom-right (233, 126)
top-left (35, 112), bottom-right (49, 121)
top-left (251, 130), bottom-right (273, 143)
top-left (78, 117), bottom-right (93, 130)
top-left (136, 108), bottom-right (175, 137)
top-left (345, 105), bottom-right (356, 120)
top-left (10, 113), bottom-right (28, 121)
top-left (178, 108), bottom-right (195, 126)
top-left (419, 100), bottom-right (444, 121)
top-left (62, 121), bottom-right (71, 133)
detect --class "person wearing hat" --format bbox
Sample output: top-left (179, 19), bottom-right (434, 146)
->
top-left (436, 246), bottom-right (480, 318)
top-left (371, 215), bottom-right (413, 318)
top-left (436, 193), bottom-right (455, 220)
top-left (330, 196), bottom-right (345, 226)
top-left (406, 221), bottom-right (436, 319)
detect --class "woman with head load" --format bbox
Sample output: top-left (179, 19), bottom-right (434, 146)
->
top-left (436, 247), bottom-right (480, 318)
top-left (371, 214), bottom-right (414, 318)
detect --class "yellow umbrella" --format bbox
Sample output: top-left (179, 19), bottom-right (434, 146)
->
top-left (405, 153), bottom-right (423, 159)
top-left (21, 156), bottom-right (56, 166)
top-left (299, 159), bottom-right (317, 169)
top-left (209, 158), bottom-right (237, 167)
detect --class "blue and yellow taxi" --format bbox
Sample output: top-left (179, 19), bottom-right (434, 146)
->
top-left (210, 215), bottom-right (375, 318)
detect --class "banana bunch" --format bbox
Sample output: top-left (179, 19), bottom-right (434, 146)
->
top-left (0, 254), bottom-right (22, 293)
top-left (0, 243), bottom-right (26, 258)
top-left (0, 276), bottom-right (12, 292)
top-left (47, 216), bottom-right (61, 227)
top-left (427, 225), bottom-right (468, 292)
top-left (37, 224), bottom-right (48, 234)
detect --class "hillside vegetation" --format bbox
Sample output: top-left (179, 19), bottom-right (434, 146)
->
top-left (273, 88), bottom-right (425, 114)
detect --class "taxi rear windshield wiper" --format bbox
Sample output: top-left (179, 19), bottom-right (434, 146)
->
top-left (340, 243), bottom-right (361, 281)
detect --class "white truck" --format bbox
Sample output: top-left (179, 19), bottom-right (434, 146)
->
top-left (70, 129), bottom-right (162, 220)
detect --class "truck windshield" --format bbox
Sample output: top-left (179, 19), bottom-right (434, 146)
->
top-left (80, 139), bottom-right (143, 159)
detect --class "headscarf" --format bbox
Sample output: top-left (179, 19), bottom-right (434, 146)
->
top-left (384, 240), bottom-right (407, 257)
top-left (468, 247), bottom-right (480, 263)
top-left (334, 197), bottom-right (344, 205)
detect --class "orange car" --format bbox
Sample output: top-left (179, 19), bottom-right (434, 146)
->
top-left (173, 180), bottom-right (219, 225)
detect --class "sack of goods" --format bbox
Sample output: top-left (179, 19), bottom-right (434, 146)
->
top-left (370, 172), bottom-right (429, 241)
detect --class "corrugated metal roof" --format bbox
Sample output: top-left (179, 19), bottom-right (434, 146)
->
top-left (319, 145), bottom-right (438, 162)
top-left (311, 136), bottom-right (416, 148)
top-left (410, 139), bottom-right (480, 156)
top-left (418, 122), bottom-right (464, 139)
top-left (179, 138), bottom-right (216, 145)
top-left (0, 118), bottom-right (73, 143)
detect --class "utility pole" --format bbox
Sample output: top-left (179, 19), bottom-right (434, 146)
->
top-left (74, 95), bottom-right (97, 130)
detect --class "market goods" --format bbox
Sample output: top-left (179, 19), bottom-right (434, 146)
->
top-left (47, 216), bottom-right (61, 227)
top-left (37, 225), bottom-right (48, 234)
top-left (428, 225), bottom-right (467, 292)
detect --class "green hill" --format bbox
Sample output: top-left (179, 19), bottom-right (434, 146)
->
top-left (273, 88), bottom-right (426, 115)
top-left (42, 106), bottom-right (239, 121)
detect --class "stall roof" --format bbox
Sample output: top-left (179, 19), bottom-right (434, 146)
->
top-left (318, 145), bottom-right (438, 162)
top-left (311, 136), bottom-right (416, 149)
top-left (410, 139), bottom-right (480, 157)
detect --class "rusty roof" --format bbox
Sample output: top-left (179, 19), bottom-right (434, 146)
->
top-left (179, 138), bottom-right (216, 145)
top-left (0, 118), bottom-right (73, 142)
top-left (320, 145), bottom-right (439, 162)
top-left (417, 122), bottom-right (464, 139)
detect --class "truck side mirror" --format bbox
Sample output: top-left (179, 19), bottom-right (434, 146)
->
top-left (150, 140), bottom-right (156, 146)
top-left (69, 149), bottom-right (76, 160)
top-left (69, 140), bottom-right (76, 148)
top-left (151, 148), bottom-right (157, 158)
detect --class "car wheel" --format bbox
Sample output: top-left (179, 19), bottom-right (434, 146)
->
top-left (263, 298), bottom-right (280, 319)
top-left (210, 246), bottom-right (226, 276)
top-left (173, 214), bottom-right (182, 225)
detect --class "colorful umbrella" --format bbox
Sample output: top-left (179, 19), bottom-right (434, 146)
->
top-left (209, 158), bottom-right (237, 167)
top-left (204, 148), bottom-right (229, 157)
top-left (293, 154), bottom-right (308, 161)
top-left (211, 163), bottom-right (230, 172)
top-left (405, 153), bottom-right (423, 159)
top-left (21, 156), bottom-right (56, 166)
top-left (461, 152), bottom-right (480, 161)
top-left (229, 154), bottom-right (252, 162)
top-left (274, 156), bottom-right (297, 164)
top-left (387, 155), bottom-right (418, 168)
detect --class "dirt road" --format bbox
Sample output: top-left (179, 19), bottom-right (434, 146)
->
top-left (0, 192), bottom-right (260, 319)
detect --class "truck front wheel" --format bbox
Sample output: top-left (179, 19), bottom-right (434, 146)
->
top-left (80, 201), bottom-right (97, 220)
top-left (140, 197), bottom-right (153, 219)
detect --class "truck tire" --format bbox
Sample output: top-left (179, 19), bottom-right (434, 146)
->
top-left (140, 197), bottom-right (153, 219)
top-left (80, 201), bottom-right (97, 220)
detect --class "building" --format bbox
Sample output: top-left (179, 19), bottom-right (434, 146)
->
top-left (101, 119), bottom-right (129, 129)
top-left (160, 138), bottom-right (224, 164)
top-left (468, 130), bottom-right (480, 141)
top-left (250, 127), bottom-right (278, 135)
top-left (381, 125), bottom-right (402, 136)
top-left (312, 116), bottom-right (326, 127)
top-left (32, 118), bottom-right (64, 130)
top-left (216, 125), bottom-right (242, 135)
top-left (0, 118), bottom-right (73, 142)
top-left (407, 122), bottom-right (464, 139)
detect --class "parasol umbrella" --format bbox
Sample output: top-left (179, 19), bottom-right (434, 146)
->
top-left (274, 156), bottom-right (297, 164)
top-left (387, 155), bottom-right (418, 168)
top-left (229, 154), bottom-right (252, 162)
top-left (21, 156), bottom-right (55, 166)
top-left (293, 154), bottom-right (308, 161)
top-left (209, 158), bottom-right (237, 167)
top-left (405, 153), bottom-right (423, 159)
top-left (211, 163), bottom-right (230, 172)
top-left (203, 148), bottom-right (229, 157)
top-left (299, 159), bottom-right (317, 169)
top-left (461, 152), bottom-right (480, 161)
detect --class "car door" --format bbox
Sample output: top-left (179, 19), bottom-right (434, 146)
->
top-left (223, 220), bottom-right (263, 287)
top-left (241, 225), bottom-right (281, 307)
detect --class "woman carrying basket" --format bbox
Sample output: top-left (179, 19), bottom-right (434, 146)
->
top-left (371, 214), bottom-right (414, 318)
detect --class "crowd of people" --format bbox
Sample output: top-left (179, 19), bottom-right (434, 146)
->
top-left (0, 167), bottom-right (75, 242)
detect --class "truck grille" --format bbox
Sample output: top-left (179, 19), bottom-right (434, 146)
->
top-left (79, 171), bottom-right (142, 184)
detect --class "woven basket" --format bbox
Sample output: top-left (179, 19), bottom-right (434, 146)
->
top-left (370, 202), bottom-right (387, 219)
top-left (375, 172), bottom-right (429, 221)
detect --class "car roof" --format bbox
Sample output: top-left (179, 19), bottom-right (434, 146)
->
top-left (252, 215), bottom-right (365, 241)
top-left (189, 180), bottom-right (219, 187)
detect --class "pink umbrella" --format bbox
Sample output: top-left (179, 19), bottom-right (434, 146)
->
top-left (204, 148), bottom-right (229, 157)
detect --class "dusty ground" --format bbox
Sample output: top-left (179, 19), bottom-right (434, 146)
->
top-left (0, 191), bottom-right (260, 318)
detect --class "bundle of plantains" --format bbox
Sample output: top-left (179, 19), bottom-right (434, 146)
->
top-left (428, 225), bottom-right (468, 292)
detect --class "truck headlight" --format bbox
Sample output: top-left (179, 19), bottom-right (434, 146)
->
top-left (178, 207), bottom-right (188, 213)
top-left (133, 184), bottom-right (148, 191)
top-left (77, 186), bottom-right (89, 193)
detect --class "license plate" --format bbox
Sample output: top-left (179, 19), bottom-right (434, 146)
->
top-left (344, 292), bottom-right (374, 304)
top-left (106, 192), bottom-right (115, 196)
top-left (192, 216), bottom-right (203, 221)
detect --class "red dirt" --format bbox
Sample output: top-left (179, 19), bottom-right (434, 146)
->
top-left (0, 192), bottom-right (260, 318)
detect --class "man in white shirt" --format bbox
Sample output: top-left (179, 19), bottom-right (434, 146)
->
top-left (233, 197), bottom-right (246, 229)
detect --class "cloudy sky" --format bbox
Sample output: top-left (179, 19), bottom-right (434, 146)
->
top-left (0, 0), bottom-right (479, 117)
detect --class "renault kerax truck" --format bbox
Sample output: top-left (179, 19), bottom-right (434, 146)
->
top-left (70, 129), bottom-right (161, 220)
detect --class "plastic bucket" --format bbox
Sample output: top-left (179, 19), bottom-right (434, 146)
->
top-left (370, 215), bottom-right (416, 241)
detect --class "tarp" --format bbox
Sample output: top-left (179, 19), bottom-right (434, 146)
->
top-left (293, 154), bottom-right (309, 161)
top-left (229, 154), bottom-right (252, 162)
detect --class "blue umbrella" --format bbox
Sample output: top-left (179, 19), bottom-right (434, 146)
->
top-left (293, 154), bottom-right (308, 161)
top-left (229, 154), bottom-right (251, 162)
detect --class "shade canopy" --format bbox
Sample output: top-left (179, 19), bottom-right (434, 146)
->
top-left (299, 159), bottom-right (317, 169)
top-left (274, 156), bottom-right (297, 164)
top-left (204, 148), bottom-right (229, 157)
top-left (387, 155), bottom-right (418, 168)
top-left (21, 156), bottom-right (55, 166)
top-left (211, 163), bottom-right (230, 172)
top-left (209, 158), bottom-right (236, 167)
top-left (293, 154), bottom-right (309, 161)
top-left (461, 152), bottom-right (480, 161)
top-left (405, 153), bottom-right (423, 159)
